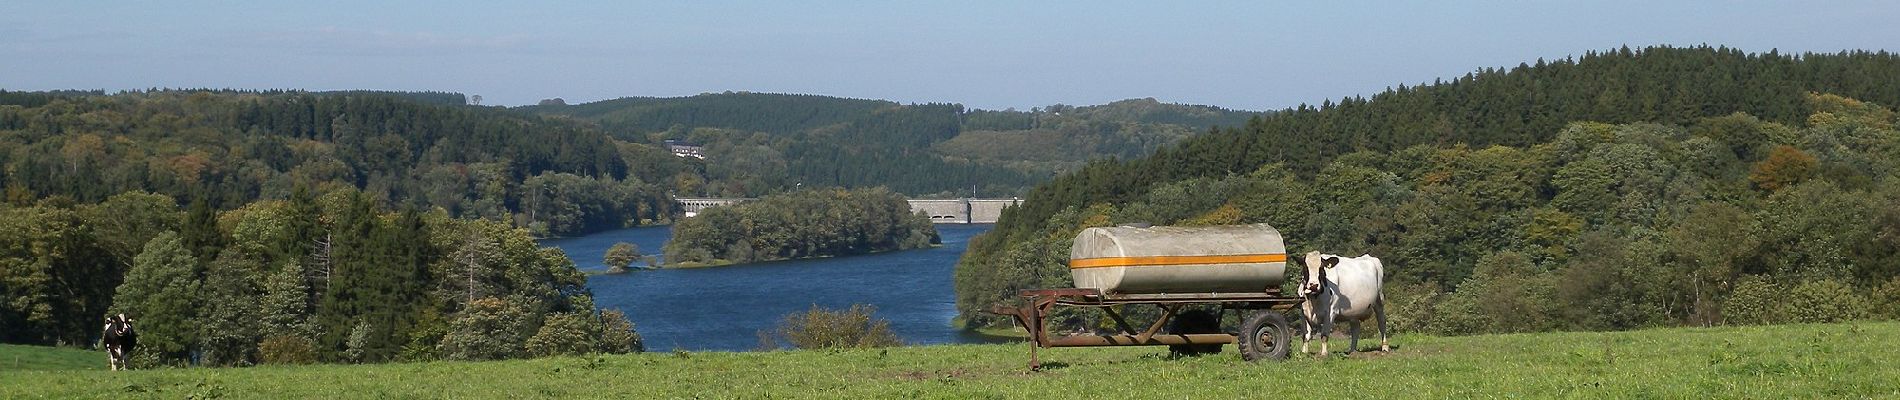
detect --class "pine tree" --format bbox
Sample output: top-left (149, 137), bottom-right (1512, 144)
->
top-left (181, 197), bottom-right (225, 260)
top-left (315, 192), bottom-right (379, 361)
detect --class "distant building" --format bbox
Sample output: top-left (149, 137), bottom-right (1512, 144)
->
top-left (664, 140), bottom-right (706, 159)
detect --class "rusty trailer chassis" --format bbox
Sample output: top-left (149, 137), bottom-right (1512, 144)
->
top-left (989, 288), bottom-right (1304, 369)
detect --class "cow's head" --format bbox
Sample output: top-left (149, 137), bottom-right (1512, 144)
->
top-left (1298, 251), bottom-right (1339, 297)
top-left (105, 313), bottom-right (134, 336)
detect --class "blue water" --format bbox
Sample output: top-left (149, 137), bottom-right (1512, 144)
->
top-left (539, 224), bottom-right (997, 351)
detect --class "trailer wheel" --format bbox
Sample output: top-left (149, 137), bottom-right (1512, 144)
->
top-left (1238, 310), bottom-right (1290, 362)
top-left (1167, 309), bottom-right (1223, 356)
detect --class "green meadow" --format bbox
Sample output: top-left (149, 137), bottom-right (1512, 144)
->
top-left (4, 322), bottom-right (1895, 399)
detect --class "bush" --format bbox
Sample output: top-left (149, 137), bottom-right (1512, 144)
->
top-left (1429, 251), bottom-right (1558, 335)
top-left (344, 321), bottom-right (373, 363)
top-left (774, 304), bottom-right (901, 350)
top-left (1380, 281), bottom-right (1443, 334)
top-left (1786, 279), bottom-right (1871, 323)
top-left (525, 313), bottom-right (601, 357)
top-left (128, 347), bottom-right (173, 369)
top-left (1875, 277), bottom-right (1900, 321)
top-left (1723, 276), bottom-right (1786, 325)
top-left (257, 335), bottom-right (318, 365)
top-left (1467, 252), bottom-right (1559, 333)
top-left (599, 310), bottom-right (644, 354)
top-left (1427, 291), bottom-right (1488, 336)
top-left (439, 297), bottom-right (535, 360)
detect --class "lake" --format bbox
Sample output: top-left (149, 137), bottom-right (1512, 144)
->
top-left (539, 224), bottom-right (1000, 351)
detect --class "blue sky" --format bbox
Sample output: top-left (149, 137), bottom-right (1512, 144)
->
top-left (3, 1), bottom-right (1895, 110)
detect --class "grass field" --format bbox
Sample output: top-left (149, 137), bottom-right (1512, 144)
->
top-left (0, 344), bottom-right (102, 372)
top-left (3, 322), bottom-right (1896, 399)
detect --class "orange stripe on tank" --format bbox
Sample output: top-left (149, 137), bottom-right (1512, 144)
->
top-left (1068, 253), bottom-right (1287, 269)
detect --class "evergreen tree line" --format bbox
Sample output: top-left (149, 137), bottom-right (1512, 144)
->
top-left (664, 187), bottom-right (940, 266)
top-left (525, 92), bottom-right (899, 135)
top-left (0, 90), bottom-right (671, 237)
top-left (0, 187), bottom-right (643, 366)
top-left (957, 91), bottom-right (1900, 334)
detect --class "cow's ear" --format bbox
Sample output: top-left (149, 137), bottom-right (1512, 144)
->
top-left (1322, 256), bottom-right (1339, 269)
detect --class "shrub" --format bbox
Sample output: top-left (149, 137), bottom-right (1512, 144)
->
top-left (525, 313), bottom-right (601, 357)
top-left (599, 310), bottom-right (644, 354)
top-left (439, 297), bottom-right (535, 360)
top-left (257, 335), bottom-right (318, 365)
top-left (1723, 276), bottom-right (1786, 325)
top-left (344, 321), bottom-right (373, 363)
top-left (1786, 279), bottom-right (1871, 323)
top-left (774, 304), bottom-right (902, 349)
top-left (1380, 281), bottom-right (1443, 334)
top-left (1874, 277), bottom-right (1900, 321)
top-left (1427, 291), bottom-right (1488, 336)
top-left (1429, 251), bottom-right (1558, 335)
top-left (1467, 252), bottom-right (1559, 333)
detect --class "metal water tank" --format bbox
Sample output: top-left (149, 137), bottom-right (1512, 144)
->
top-left (1069, 223), bottom-right (1287, 295)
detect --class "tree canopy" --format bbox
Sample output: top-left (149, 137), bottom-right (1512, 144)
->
top-left (664, 187), bottom-right (939, 267)
top-left (957, 46), bottom-right (1900, 334)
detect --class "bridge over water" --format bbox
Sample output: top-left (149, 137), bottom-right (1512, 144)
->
top-left (675, 197), bottom-right (1022, 224)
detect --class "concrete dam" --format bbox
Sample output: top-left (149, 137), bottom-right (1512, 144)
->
top-left (676, 197), bottom-right (1022, 224)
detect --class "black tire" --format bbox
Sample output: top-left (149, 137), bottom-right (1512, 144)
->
top-left (1238, 310), bottom-right (1291, 362)
top-left (1167, 309), bottom-right (1223, 356)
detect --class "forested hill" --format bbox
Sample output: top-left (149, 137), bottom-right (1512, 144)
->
top-left (521, 93), bottom-right (1259, 197)
top-left (0, 90), bottom-right (670, 236)
top-left (983, 46), bottom-right (1900, 243)
top-left (956, 45), bottom-right (1900, 332)
top-left (519, 92), bottom-right (897, 134)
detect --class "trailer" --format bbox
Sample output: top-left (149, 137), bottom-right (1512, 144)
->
top-left (987, 223), bottom-right (1302, 369)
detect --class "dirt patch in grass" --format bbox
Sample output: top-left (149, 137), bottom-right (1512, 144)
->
top-left (1342, 350), bottom-right (1401, 360)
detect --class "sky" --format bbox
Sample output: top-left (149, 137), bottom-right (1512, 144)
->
top-left (3, 1), bottom-right (1896, 111)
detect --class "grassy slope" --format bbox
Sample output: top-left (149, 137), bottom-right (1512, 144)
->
top-left (0, 344), bottom-right (102, 372)
top-left (3, 322), bottom-right (1896, 398)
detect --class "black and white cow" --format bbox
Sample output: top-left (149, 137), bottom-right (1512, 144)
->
top-left (1298, 252), bottom-right (1390, 357)
top-left (102, 313), bottom-right (137, 371)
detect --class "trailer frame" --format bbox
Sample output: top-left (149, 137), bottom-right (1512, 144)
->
top-left (989, 288), bottom-right (1304, 370)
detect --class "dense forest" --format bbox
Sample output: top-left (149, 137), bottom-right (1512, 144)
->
top-left (0, 187), bottom-right (642, 366)
top-left (0, 89), bottom-right (671, 237)
top-left (956, 46), bottom-right (1900, 334)
top-left (524, 93), bottom-right (1259, 197)
top-left (663, 187), bottom-right (939, 266)
top-left (0, 89), bottom-right (667, 366)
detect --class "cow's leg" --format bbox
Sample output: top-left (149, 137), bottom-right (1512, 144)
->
top-left (1375, 296), bottom-right (1391, 352)
top-left (1348, 319), bottom-right (1361, 354)
top-left (1318, 318), bottom-right (1332, 357)
top-left (1300, 320), bottom-right (1312, 355)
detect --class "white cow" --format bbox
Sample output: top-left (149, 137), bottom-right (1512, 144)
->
top-left (1298, 251), bottom-right (1390, 356)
